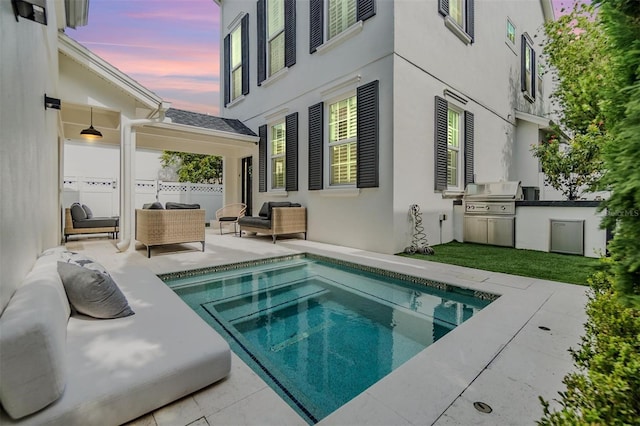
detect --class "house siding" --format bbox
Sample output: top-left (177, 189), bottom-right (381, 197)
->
top-left (219, 0), bottom-right (553, 255)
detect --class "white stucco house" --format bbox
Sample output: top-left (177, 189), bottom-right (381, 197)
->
top-left (216, 0), bottom-right (558, 254)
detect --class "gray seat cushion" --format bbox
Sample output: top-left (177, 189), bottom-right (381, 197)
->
top-left (142, 201), bottom-right (164, 209)
top-left (238, 216), bottom-right (271, 229)
top-left (165, 202), bottom-right (200, 209)
top-left (72, 217), bottom-right (118, 228)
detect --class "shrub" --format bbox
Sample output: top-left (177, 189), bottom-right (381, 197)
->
top-left (538, 261), bottom-right (640, 425)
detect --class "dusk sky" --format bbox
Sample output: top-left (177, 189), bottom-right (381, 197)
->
top-left (68, 0), bottom-right (574, 116)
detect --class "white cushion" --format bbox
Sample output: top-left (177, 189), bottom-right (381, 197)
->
top-left (0, 262), bottom-right (69, 419)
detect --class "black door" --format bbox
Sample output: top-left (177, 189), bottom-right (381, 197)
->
top-left (241, 156), bottom-right (253, 216)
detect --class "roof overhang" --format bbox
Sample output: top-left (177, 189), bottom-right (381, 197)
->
top-left (515, 110), bottom-right (553, 129)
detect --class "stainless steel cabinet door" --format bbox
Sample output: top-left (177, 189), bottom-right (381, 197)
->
top-left (487, 217), bottom-right (515, 247)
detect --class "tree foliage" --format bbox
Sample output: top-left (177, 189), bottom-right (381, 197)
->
top-left (160, 151), bottom-right (223, 184)
top-left (595, 0), bottom-right (640, 305)
top-left (531, 2), bottom-right (612, 200)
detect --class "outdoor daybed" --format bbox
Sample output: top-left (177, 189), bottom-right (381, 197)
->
top-left (64, 204), bottom-right (119, 242)
top-left (135, 203), bottom-right (205, 258)
top-left (238, 201), bottom-right (307, 243)
top-left (0, 247), bottom-right (231, 425)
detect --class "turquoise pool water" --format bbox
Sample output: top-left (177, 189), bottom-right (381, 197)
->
top-left (162, 255), bottom-right (494, 424)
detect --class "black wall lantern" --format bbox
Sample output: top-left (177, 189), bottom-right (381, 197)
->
top-left (12, 0), bottom-right (47, 25)
top-left (44, 94), bottom-right (61, 110)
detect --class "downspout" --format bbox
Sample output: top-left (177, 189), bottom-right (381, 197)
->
top-left (116, 103), bottom-right (170, 252)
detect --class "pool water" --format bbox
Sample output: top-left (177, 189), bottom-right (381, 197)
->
top-left (163, 256), bottom-right (494, 424)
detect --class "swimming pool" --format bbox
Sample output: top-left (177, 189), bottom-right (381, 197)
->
top-left (161, 254), bottom-right (496, 424)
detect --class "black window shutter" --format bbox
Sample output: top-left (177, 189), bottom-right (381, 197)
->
top-left (464, 111), bottom-right (474, 186)
top-left (357, 0), bottom-right (375, 21)
top-left (521, 35), bottom-right (527, 93)
top-left (257, 0), bottom-right (266, 85)
top-left (434, 96), bottom-right (448, 191)
top-left (310, 0), bottom-right (324, 54)
top-left (530, 51), bottom-right (536, 100)
top-left (241, 14), bottom-right (250, 96)
top-left (438, 0), bottom-right (449, 16)
top-left (308, 102), bottom-right (324, 190)
top-left (357, 80), bottom-right (379, 188)
top-left (223, 34), bottom-right (231, 106)
top-left (259, 125), bottom-right (267, 192)
top-left (285, 112), bottom-right (298, 191)
top-left (284, 0), bottom-right (296, 67)
top-left (466, 0), bottom-right (474, 41)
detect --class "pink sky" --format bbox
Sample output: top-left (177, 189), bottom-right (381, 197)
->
top-left (68, 0), bottom-right (574, 116)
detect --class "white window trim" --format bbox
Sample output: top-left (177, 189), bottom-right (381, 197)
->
top-left (316, 20), bottom-right (363, 55)
top-left (444, 16), bottom-right (472, 45)
top-left (324, 90), bottom-right (358, 189)
top-left (447, 105), bottom-right (464, 190)
top-left (260, 66), bottom-right (289, 88)
top-left (226, 94), bottom-right (245, 109)
top-left (268, 120), bottom-right (287, 191)
top-left (523, 34), bottom-right (536, 103)
top-left (317, 188), bottom-right (360, 197)
top-left (229, 23), bottom-right (243, 103)
top-left (505, 17), bottom-right (517, 55)
top-left (266, 0), bottom-right (285, 78)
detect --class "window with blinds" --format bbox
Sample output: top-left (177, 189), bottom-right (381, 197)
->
top-left (270, 121), bottom-right (286, 189)
top-left (329, 95), bottom-right (357, 185)
top-left (447, 108), bottom-right (460, 187)
top-left (449, 0), bottom-right (464, 28)
top-left (328, 0), bottom-right (357, 40)
top-left (521, 34), bottom-right (536, 102)
top-left (230, 25), bottom-right (243, 101)
top-left (268, 0), bottom-right (285, 76)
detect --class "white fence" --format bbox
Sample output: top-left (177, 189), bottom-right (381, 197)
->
top-left (63, 177), bottom-right (223, 223)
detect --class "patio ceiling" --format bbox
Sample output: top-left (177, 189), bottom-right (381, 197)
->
top-left (60, 103), bottom-right (258, 158)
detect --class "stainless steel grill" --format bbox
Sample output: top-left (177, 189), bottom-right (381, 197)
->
top-left (463, 181), bottom-right (523, 247)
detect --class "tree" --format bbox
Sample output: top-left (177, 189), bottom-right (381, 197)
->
top-left (595, 0), bottom-right (640, 305)
top-left (160, 151), bottom-right (223, 184)
top-left (531, 2), bottom-right (612, 200)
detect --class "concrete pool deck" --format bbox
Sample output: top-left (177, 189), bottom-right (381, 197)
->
top-left (65, 230), bottom-right (588, 426)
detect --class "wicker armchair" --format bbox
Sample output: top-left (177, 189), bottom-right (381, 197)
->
top-left (215, 203), bottom-right (247, 235)
top-left (135, 209), bottom-right (205, 258)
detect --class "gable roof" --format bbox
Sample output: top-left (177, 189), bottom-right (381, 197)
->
top-left (165, 108), bottom-right (256, 137)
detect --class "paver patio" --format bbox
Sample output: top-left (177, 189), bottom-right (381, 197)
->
top-left (65, 229), bottom-right (587, 426)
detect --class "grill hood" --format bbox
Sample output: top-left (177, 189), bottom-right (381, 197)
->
top-left (464, 181), bottom-right (523, 201)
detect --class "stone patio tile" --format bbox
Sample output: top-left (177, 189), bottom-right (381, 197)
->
top-left (319, 391), bottom-right (412, 426)
top-left (153, 395), bottom-right (202, 426)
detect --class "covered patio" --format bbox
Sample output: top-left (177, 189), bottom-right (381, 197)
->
top-left (57, 33), bottom-right (258, 251)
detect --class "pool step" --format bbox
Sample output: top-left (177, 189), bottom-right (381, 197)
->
top-left (270, 321), bottom-right (333, 353)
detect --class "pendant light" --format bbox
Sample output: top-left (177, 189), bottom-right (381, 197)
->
top-left (80, 107), bottom-right (102, 139)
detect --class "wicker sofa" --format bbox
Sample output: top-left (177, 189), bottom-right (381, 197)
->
top-left (238, 202), bottom-right (307, 243)
top-left (64, 207), bottom-right (119, 242)
top-left (135, 208), bottom-right (205, 258)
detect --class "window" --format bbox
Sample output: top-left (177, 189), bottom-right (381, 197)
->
top-left (328, 95), bottom-right (357, 185)
top-left (438, 0), bottom-right (474, 42)
top-left (521, 34), bottom-right (536, 102)
top-left (223, 14), bottom-right (249, 106)
top-left (447, 108), bottom-right (461, 187)
top-left (267, 0), bottom-right (285, 76)
top-left (270, 121), bottom-right (286, 189)
top-left (310, 0), bottom-right (375, 53)
top-left (328, 0), bottom-right (357, 40)
top-left (230, 26), bottom-right (243, 101)
top-left (258, 0), bottom-right (295, 85)
top-left (434, 96), bottom-right (474, 191)
top-left (258, 113), bottom-right (298, 192)
top-left (506, 18), bottom-right (516, 45)
top-left (308, 81), bottom-right (379, 190)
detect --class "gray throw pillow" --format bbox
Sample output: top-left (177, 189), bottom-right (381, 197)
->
top-left (57, 262), bottom-right (135, 319)
top-left (60, 251), bottom-right (110, 276)
top-left (70, 203), bottom-right (87, 221)
top-left (81, 204), bottom-right (94, 219)
top-left (142, 201), bottom-right (164, 209)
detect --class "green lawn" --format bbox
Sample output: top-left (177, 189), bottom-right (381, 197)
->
top-left (398, 241), bottom-right (602, 285)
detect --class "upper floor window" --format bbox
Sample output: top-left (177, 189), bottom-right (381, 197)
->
top-left (257, 0), bottom-right (296, 85)
top-left (521, 33), bottom-right (536, 102)
top-left (223, 14), bottom-right (249, 106)
top-left (267, 0), bottom-right (285, 76)
top-left (438, 0), bottom-right (474, 43)
top-left (328, 0), bottom-right (357, 40)
top-left (328, 95), bottom-right (358, 185)
top-left (270, 121), bottom-right (286, 189)
top-left (310, 0), bottom-right (376, 53)
top-left (506, 18), bottom-right (516, 45)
